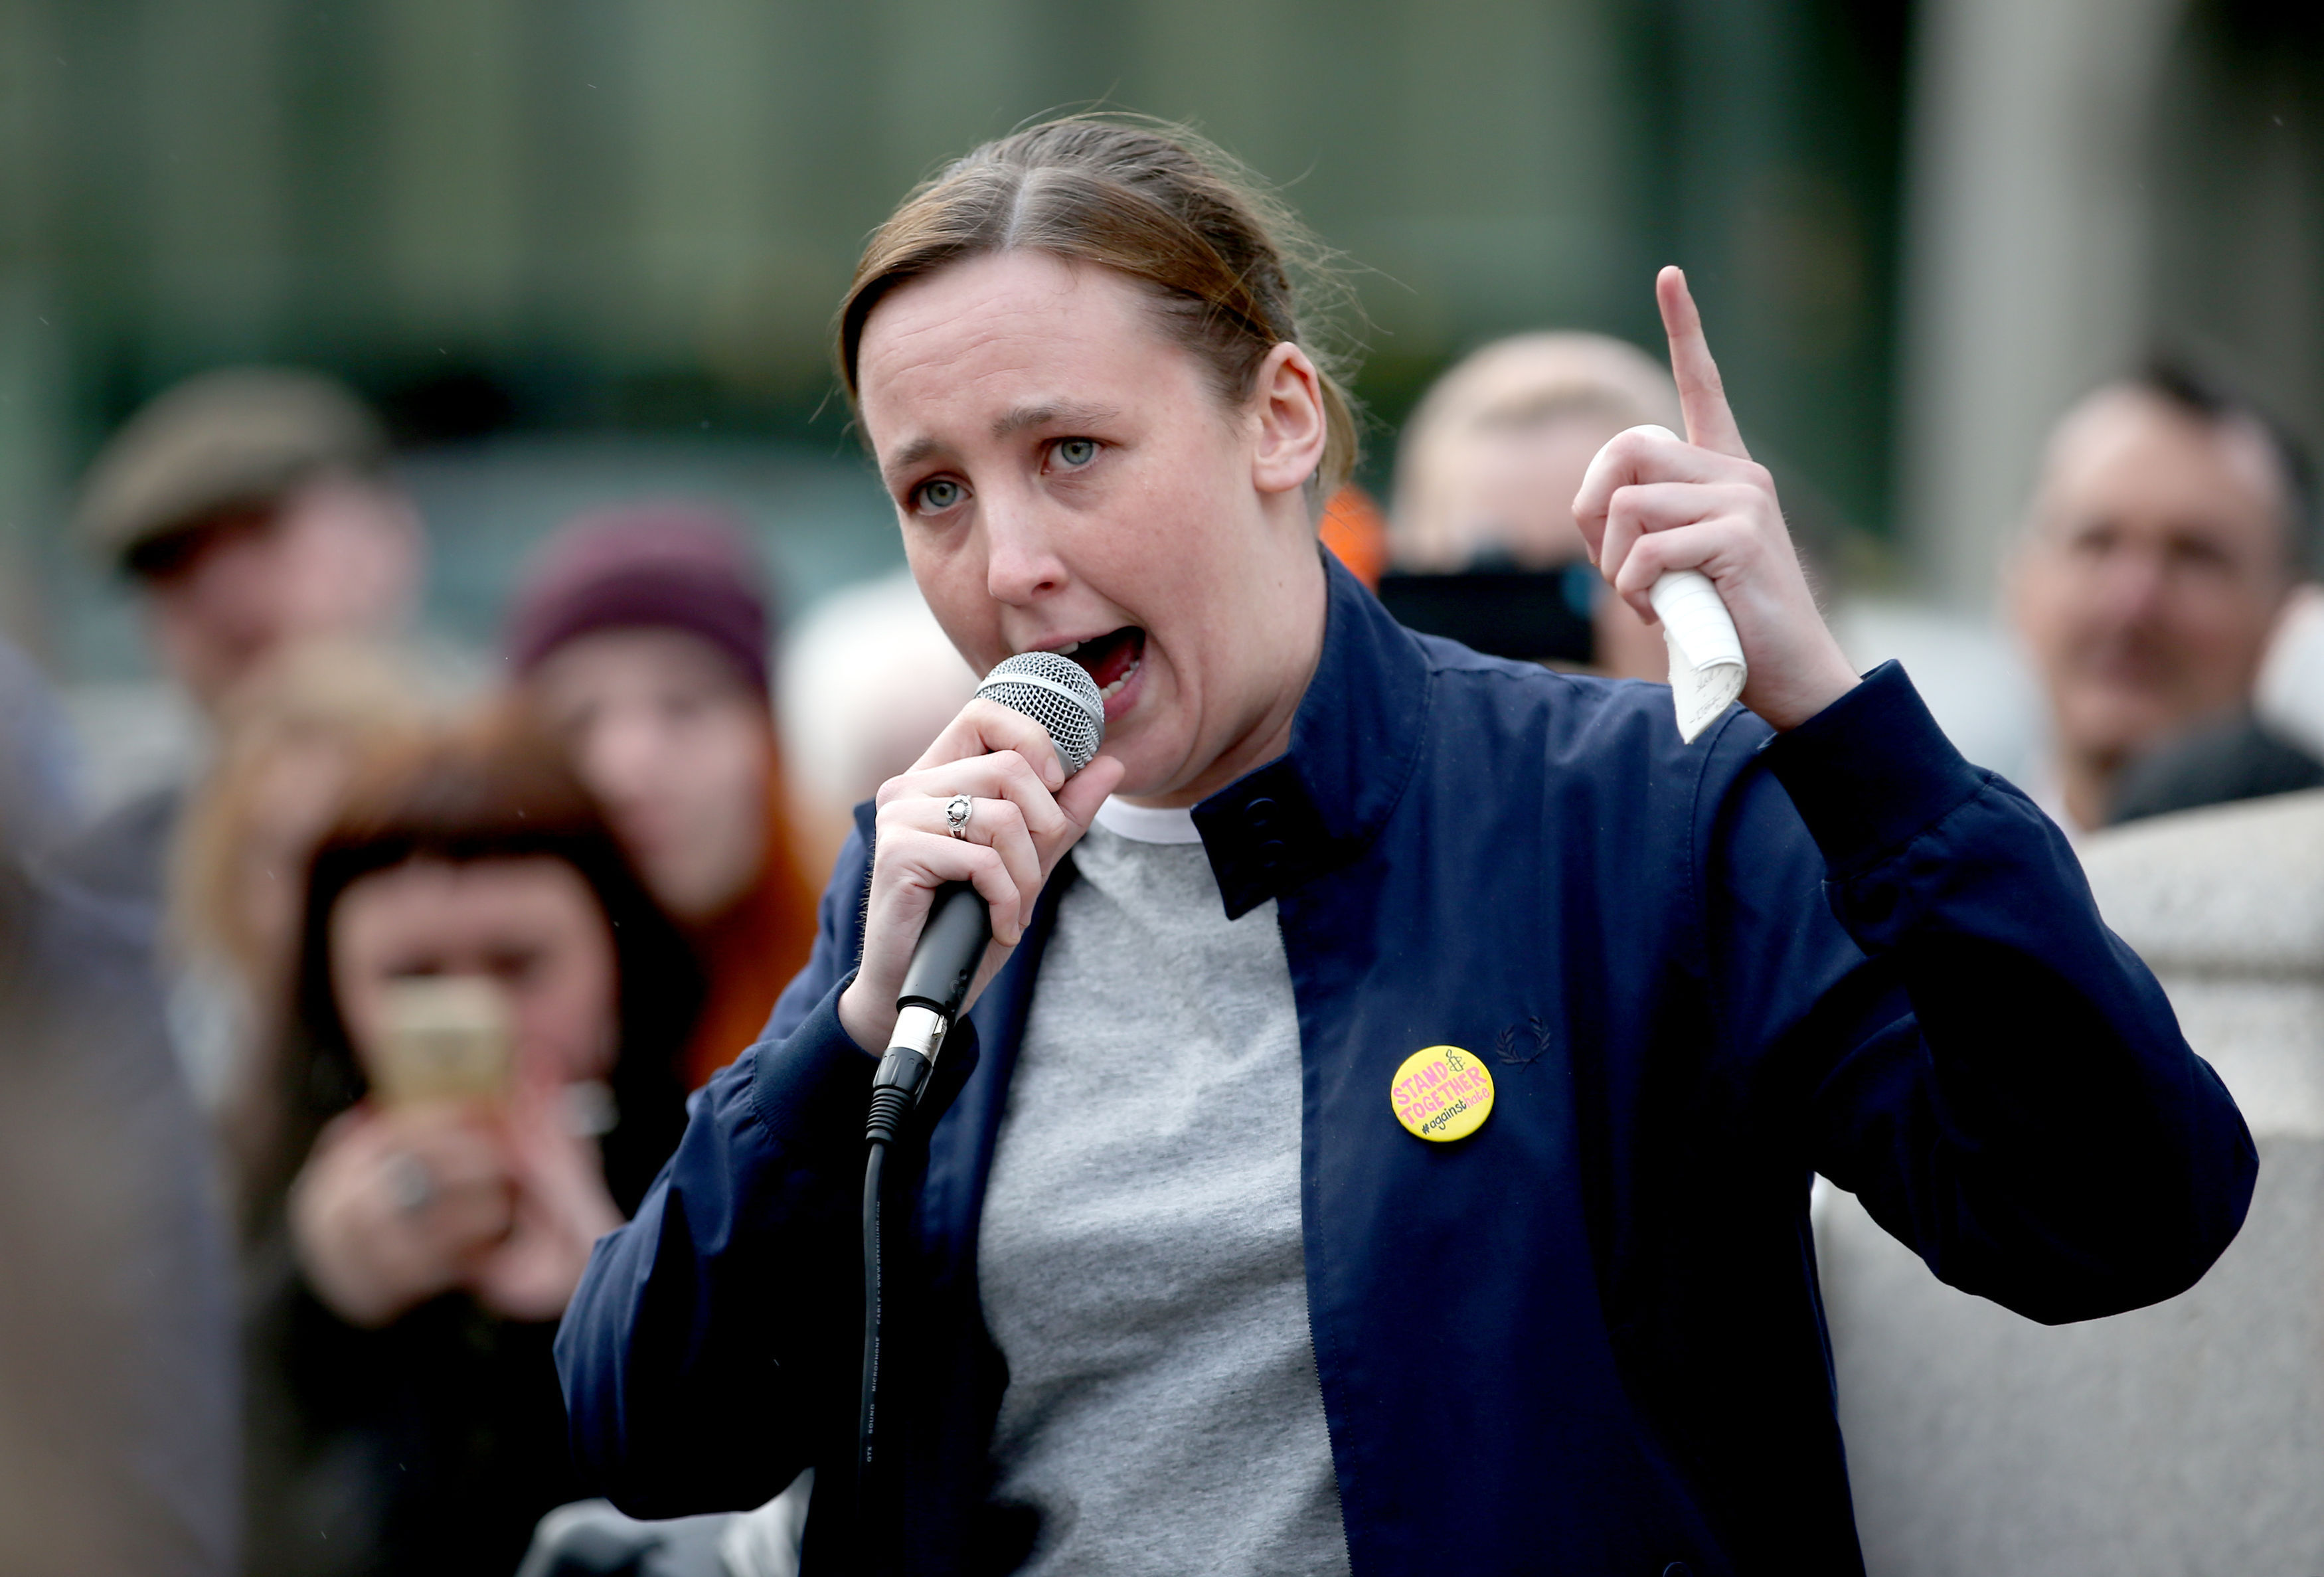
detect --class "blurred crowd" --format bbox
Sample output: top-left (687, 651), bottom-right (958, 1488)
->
top-left (2, 326), bottom-right (2319, 1577)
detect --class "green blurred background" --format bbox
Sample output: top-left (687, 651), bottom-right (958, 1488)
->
top-left (0, 0), bottom-right (1911, 677)
top-left (0, 0), bottom-right (2317, 689)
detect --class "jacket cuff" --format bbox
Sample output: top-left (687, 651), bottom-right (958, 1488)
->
top-left (745, 969), bottom-right (876, 1153)
top-left (1758, 660), bottom-right (1989, 875)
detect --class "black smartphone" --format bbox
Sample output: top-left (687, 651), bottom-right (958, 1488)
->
top-left (1375, 566), bottom-right (1598, 666)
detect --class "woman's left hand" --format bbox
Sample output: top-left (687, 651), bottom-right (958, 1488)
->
top-left (290, 1103), bottom-right (519, 1327)
top-left (1570, 266), bottom-right (1860, 732)
top-left (463, 1080), bottom-right (623, 1323)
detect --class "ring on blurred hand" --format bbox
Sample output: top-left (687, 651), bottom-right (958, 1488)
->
top-left (945, 793), bottom-right (973, 839)
top-left (386, 1152), bottom-right (435, 1216)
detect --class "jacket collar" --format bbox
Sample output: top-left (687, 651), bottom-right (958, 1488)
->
top-left (1191, 550), bottom-right (1434, 919)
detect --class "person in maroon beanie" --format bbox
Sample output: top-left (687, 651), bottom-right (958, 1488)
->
top-left (506, 507), bottom-right (821, 1088)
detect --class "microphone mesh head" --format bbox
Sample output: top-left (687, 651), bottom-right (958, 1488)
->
top-left (975, 651), bottom-right (1105, 774)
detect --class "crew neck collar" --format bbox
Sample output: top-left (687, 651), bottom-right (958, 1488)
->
top-left (1092, 797), bottom-right (1203, 844)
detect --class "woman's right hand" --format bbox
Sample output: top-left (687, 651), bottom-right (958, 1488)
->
top-left (290, 1104), bottom-right (517, 1328)
top-left (837, 696), bottom-right (1123, 1053)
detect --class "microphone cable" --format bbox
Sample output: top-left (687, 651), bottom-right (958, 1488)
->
top-left (857, 890), bottom-right (981, 1546)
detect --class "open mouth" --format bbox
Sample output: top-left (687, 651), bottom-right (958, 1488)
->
top-left (1050, 626), bottom-right (1145, 705)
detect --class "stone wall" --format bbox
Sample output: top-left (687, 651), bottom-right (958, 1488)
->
top-left (1821, 787), bottom-right (2324, 1575)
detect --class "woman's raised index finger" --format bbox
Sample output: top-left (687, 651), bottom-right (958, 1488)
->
top-left (1657, 266), bottom-right (1750, 461)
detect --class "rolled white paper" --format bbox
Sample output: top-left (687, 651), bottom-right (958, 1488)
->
top-left (1649, 569), bottom-right (1746, 742)
top-left (1588, 424), bottom-right (1748, 742)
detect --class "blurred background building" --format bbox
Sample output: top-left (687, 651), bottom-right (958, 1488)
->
top-left (0, 0), bottom-right (2316, 807)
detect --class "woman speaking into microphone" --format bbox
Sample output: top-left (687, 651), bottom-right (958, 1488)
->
top-left (556, 118), bottom-right (2253, 1577)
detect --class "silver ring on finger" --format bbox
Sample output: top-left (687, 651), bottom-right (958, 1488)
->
top-left (945, 793), bottom-right (974, 840)
top-left (386, 1151), bottom-right (435, 1216)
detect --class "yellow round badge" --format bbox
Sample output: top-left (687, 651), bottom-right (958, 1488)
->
top-left (1389, 1044), bottom-right (1495, 1142)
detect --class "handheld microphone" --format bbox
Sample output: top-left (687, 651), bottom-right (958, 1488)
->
top-left (859, 651), bottom-right (1104, 1538)
top-left (865, 650), bottom-right (1106, 1141)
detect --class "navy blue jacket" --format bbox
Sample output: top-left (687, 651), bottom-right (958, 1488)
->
top-left (557, 556), bottom-right (2256, 1576)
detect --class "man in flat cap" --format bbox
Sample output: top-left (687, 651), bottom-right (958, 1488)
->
top-left (58, 368), bottom-right (426, 902)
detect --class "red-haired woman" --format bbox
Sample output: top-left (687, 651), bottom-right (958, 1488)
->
top-left (507, 506), bottom-right (821, 1090)
top-left (558, 118), bottom-right (2252, 1577)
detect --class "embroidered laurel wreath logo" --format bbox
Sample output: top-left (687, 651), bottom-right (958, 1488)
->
top-left (1490, 1017), bottom-right (1556, 1068)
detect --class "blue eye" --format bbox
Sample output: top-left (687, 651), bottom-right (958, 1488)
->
top-left (1053, 438), bottom-right (1098, 468)
top-left (914, 477), bottom-right (965, 513)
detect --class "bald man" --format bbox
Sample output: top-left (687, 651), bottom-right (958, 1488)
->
top-left (1390, 333), bottom-right (1676, 680)
top-left (2009, 368), bottom-right (2315, 831)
